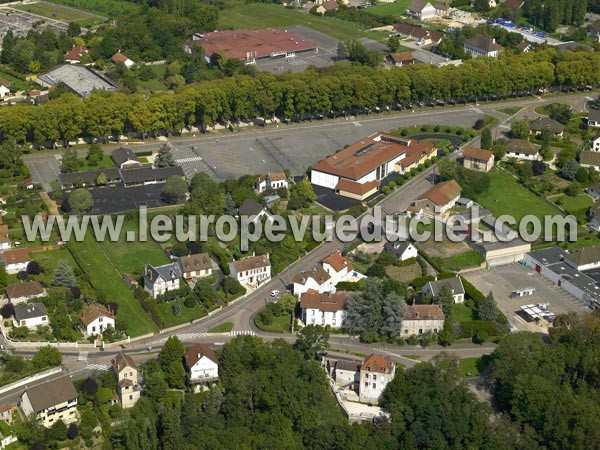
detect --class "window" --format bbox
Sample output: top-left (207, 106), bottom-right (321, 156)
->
top-left (373, 383), bottom-right (376, 389)
top-left (419, 329), bottom-right (423, 334)
top-left (364, 382), bottom-right (368, 387)
top-left (373, 375), bottom-right (377, 381)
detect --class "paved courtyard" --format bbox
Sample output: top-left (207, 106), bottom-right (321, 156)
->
top-left (463, 263), bottom-right (589, 332)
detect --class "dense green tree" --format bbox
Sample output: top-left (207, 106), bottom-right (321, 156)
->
top-left (480, 127), bottom-right (492, 150)
top-left (155, 142), bottom-right (176, 168)
top-left (294, 324), bottom-right (330, 358)
top-left (161, 176), bottom-right (188, 204)
top-left (159, 336), bottom-right (186, 389)
top-left (510, 118), bottom-right (530, 139)
top-left (31, 346), bottom-right (62, 370)
top-left (68, 188), bottom-right (93, 213)
top-left (61, 147), bottom-right (80, 173)
top-left (52, 259), bottom-right (76, 287)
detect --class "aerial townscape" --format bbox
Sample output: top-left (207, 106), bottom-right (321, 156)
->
top-left (0, 0), bottom-right (599, 448)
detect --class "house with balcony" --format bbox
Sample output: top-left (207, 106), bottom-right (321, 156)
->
top-left (184, 344), bottom-right (219, 391)
top-left (19, 376), bottom-right (78, 427)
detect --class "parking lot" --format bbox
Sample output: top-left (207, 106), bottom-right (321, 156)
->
top-left (463, 263), bottom-right (589, 332)
top-left (0, 7), bottom-right (68, 39)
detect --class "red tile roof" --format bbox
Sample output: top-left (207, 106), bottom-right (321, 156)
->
top-left (388, 52), bottom-right (415, 64)
top-left (321, 251), bottom-right (353, 273)
top-left (463, 146), bottom-right (493, 162)
top-left (300, 289), bottom-right (350, 312)
top-left (418, 179), bottom-right (461, 206)
top-left (361, 354), bottom-right (394, 374)
top-left (111, 52), bottom-right (131, 64)
top-left (5, 281), bottom-right (44, 300)
top-left (64, 44), bottom-right (88, 61)
top-left (403, 304), bottom-right (445, 320)
top-left (336, 178), bottom-right (379, 196)
top-left (2, 248), bottom-right (30, 265)
top-left (80, 303), bottom-right (115, 326)
top-left (185, 344), bottom-right (218, 368)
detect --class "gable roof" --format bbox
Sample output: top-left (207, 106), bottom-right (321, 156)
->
top-left (506, 138), bottom-right (538, 155)
top-left (566, 246), bottom-right (600, 267)
top-left (293, 265), bottom-right (331, 285)
top-left (464, 35), bottom-right (504, 53)
top-left (2, 248), bottom-right (30, 266)
top-left (515, 41), bottom-right (531, 52)
top-left (64, 44), bottom-right (88, 61)
top-left (184, 344), bottom-right (218, 369)
top-left (239, 198), bottom-right (265, 216)
top-left (583, 151), bottom-right (600, 167)
top-left (320, 0), bottom-right (338, 10)
top-left (120, 166), bottom-right (184, 184)
top-left (111, 147), bottom-right (140, 167)
top-left (361, 354), bottom-right (394, 374)
top-left (530, 117), bottom-right (565, 134)
top-left (425, 276), bottom-right (465, 296)
top-left (145, 263), bottom-right (181, 284)
top-left (589, 109), bottom-right (600, 122)
top-left (5, 281), bottom-right (44, 300)
top-left (111, 52), bottom-right (132, 64)
top-left (336, 178), bottom-right (379, 195)
top-left (112, 353), bottom-right (137, 372)
top-left (384, 240), bottom-right (415, 256)
top-left (231, 254), bottom-right (270, 273)
top-left (418, 179), bottom-right (461, 206)
top-left (299, 289), bottom-right (350, 312)
top-left (463, 146), bottom-right (493, 162)
top-left (14, 302), bottom-right (47, 321)
top-left (80, 303), bottom-right (115, 326)
top-left (179, 252), bottom-right (213, 273)
top-left (407, 0), bottom-right (432, 12)
top-left (388, 52), bottom-right (415, 64)
top-left (321, 251), bottom-right (353, 273)
top-left (404, 304), bottom-right (445, 320)
top-left (257, 172), bottom-right (286, 184)
top-left (22, 376), bottom-right (77, 413)
top-left (393, 23), bottom-right (443, 43)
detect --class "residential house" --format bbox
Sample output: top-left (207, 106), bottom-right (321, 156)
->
top-left (112, 353), bottom-right (141, 409)
top-left (111, 147), bottom-right (141, 169)
top-left (399, 140), bottom-right (437, 173)
top-left (406, 0), bottom-right (437, 20)
top-left (422, 276), bottom-right (465, 303)
top-left (143, 263), bottom-right (181, 298)
top-left (591, 134), bottom-right (600, 151)
top-left (386, 52), bottom-right (415, 67)
top-left (80, 303), bottom-right (115, 336)
top-left (229, 254), bottom-right (271, 287)
top-left (402, 304), bottom-right (445, 337)
top-left (111, 52), bottom-right (135, 68)
top-left (311, 133), bottom-right (434, 200)
top-left (321, 357), bottom-right (361, 390)
top-left (0, 224), bottom-right (10, 250)
top-left (359, 354), bottom-right (395, 404)
top-left (19, 376), bottom-right (78, 427)
top-left (238, 198), bottom-right (271, 223)
top-left (564, 246), bottom-right (600, 271)
top-left (315, 0), bottom-right (338, 14)
top-left (293, 266), bottom-right (334, 296)
top-left (462, 146), bottom-right (494, 172)
top-left (435, 2), bottom-right (449, 16)
top-left (5, 281), bottom-right (46, 305)
top-left (590, 20), bottom-right (600, 42)
top-left (393, 23), bottom-right (443, 46)
top-left (463, 35), bottom-right (504, 58)
top-left (2, 249), bottom-right (30, 274)
top-left (529, 117), bottom-right (564, 137)
top-left (384, 241), bottom-right (418, 261)
top-left (320, 251), bottom-right (354, 284)
top-left (515, 41), bottom-right (533, 53)
top-left (587, 182), bottom-right (600, 199)
top-left (13, 303), bottom-right (48, 329)
top-left (505, 139), bottom-right (540, 161)
top-left (0, 84), bottom-right (10, 99)
top-left (588, 109), bottom-right (600, 128)
top-left (579, 151), bottom-right (600, 171)
top-left (64, 44), bottom-right (88, 64)
top-left (411, 179), bottom-right (462, 217)
top-left (178, 253), bottom-right (214, 280)
top-left (300, 289), bottom-right (350, 328)
top-left (0, 404), bottom-right (13, 426)
top-left (256, 172), bottom-right (288, 193)
top-left (184, 344), bottom-right (219, 390)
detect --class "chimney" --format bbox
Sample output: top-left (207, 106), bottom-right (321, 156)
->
top-left (492, 38), bottom-right (496, 44)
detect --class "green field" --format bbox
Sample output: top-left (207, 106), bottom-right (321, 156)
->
top-left (219, 3), bottom-right (377, 42)
top-left (458, 357), bottom-right (482, 378)
top-left (431, 250), bottom-right (485, 272)
top-left (452, 303), bottom-right (476, 322)
top-left (473, 170), bottom-right (563, 223)
top-left (156, 300), bottom-right (206, 328)
top-left (13, 1), bottom-right (96, 22)
top-left (48, 0), bottom-right (139, 17)
top-left (497, 107), bottom-right (523, 116)
top-left (68, 238), bottom-right (158, 337)
top-left (367, 0), bottom-right (411, 18)
top-left (208, 322), bottom-right (233, 333)
top-left (29, 247), bottom-right (80, 285)
top-left (97, 219), bottom-right (170, 277)
top-left (78, 154), bottom-right (115, 171)
top-left (555, 194), bottom-right (593, 214)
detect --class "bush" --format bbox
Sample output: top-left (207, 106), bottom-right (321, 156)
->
top-left (184, 295), bottom-right (196, 308)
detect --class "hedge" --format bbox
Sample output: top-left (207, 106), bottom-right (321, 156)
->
top-left (461, 277), bottom-right (486, 305)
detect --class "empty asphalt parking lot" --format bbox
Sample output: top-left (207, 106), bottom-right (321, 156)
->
top-left (464, 264), bottom-right (589, 332)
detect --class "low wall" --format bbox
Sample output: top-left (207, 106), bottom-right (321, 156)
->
top-left (0, 366), bottom-right (62, 396)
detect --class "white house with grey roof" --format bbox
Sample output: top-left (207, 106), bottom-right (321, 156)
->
top-left (384, 241), bottom-right (418, 261)
top-left (13, 303), bottom-right (48, 329)
top-left (111, 148), bottom-right (141, 169)
top-left (143, 263), bottom-right (181, 298)
top-left (19, 376), bottom-right (78, 427)
top-left (422, 276), bottom-right (465, 303)
top-left (463, 35), bottom-right (504, 58)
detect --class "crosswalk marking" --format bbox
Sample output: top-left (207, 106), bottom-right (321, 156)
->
top-left (229, 330), bottom-right (256, 336)
top-left (87, 364), bottom-right (110, 372)
top-left (175, 157), bottom-right (204, 163)
top-left (353, 121), bottom-right (362, 127)
top-left (147, 332), bottom-right (208, 346)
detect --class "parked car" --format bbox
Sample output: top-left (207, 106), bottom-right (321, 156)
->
top-left (270, 289), bottom-right (280, 297)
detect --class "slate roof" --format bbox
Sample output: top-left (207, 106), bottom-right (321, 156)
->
top-left (111, 147), bottom-right (140, 167)
top-left (464, 35), bottom-right (504, 53)
top-left (112, 353), bottom-right (137, 372)
top-left (407, 0), bottom-right (430, 12)
top-left (403, 304), bottom-right (445, 320)
top-left (530, 117), bottom-right (565, 134)
top-left (588, 109), bottom-right (600, 122)
top-left (425, 276), bottom-right (465, 296)
top-left (22, 376), bottom-right (77, 413)
top-left (506, 139), bottom-right (538, 155)
top-left (239, 198), bottom-right (265, 216)
top-left (14, 302), bottom-right (47, 321)
top-left (145, 263), bottom-right (181, 283)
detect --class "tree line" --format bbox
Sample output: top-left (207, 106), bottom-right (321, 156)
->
top-left (1, 47), bottom-right (599, 147)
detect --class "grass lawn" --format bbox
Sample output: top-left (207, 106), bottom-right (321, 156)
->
top-left (367, 0), bottom-right (411, 17)
top-left (49, 0), bottom-right (139, 17)
top-left (29, 247), bottom-right (80, 286)
top-left (68, 238), bottom-right (158, 337)
top-left (458, 357), bottom-right (482, 378)
top-left (78, 154), bottom-right (116, 171)
top-left (452, 303), bottom-right (476, 322)
top-left (137, 78), bottom-right (169, 93)
top-left (555, 194), bottom-right (593, 214)
top-left (219, 3), bottom-right (377, 42)
top-left (473, 170), bottom-right (563, 223)
top-left (497, 106), bottom-right (522, 116)
top-left (156, 300), bottom-right (206, 328)
top-left (272, 313), bottom-right (291, 333)
top-left (431, 250), bottom-right (484, 272)
top-left (97, 219), bottom-right (170, 277)
top-left (208, 322), bottom-right (233, 333)
top-left (148, 64), bottom-right (167, 78)
top-left (565, 232), bottom-right (600, 251)
top-left (13, 1), bottom-right (95, 22)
